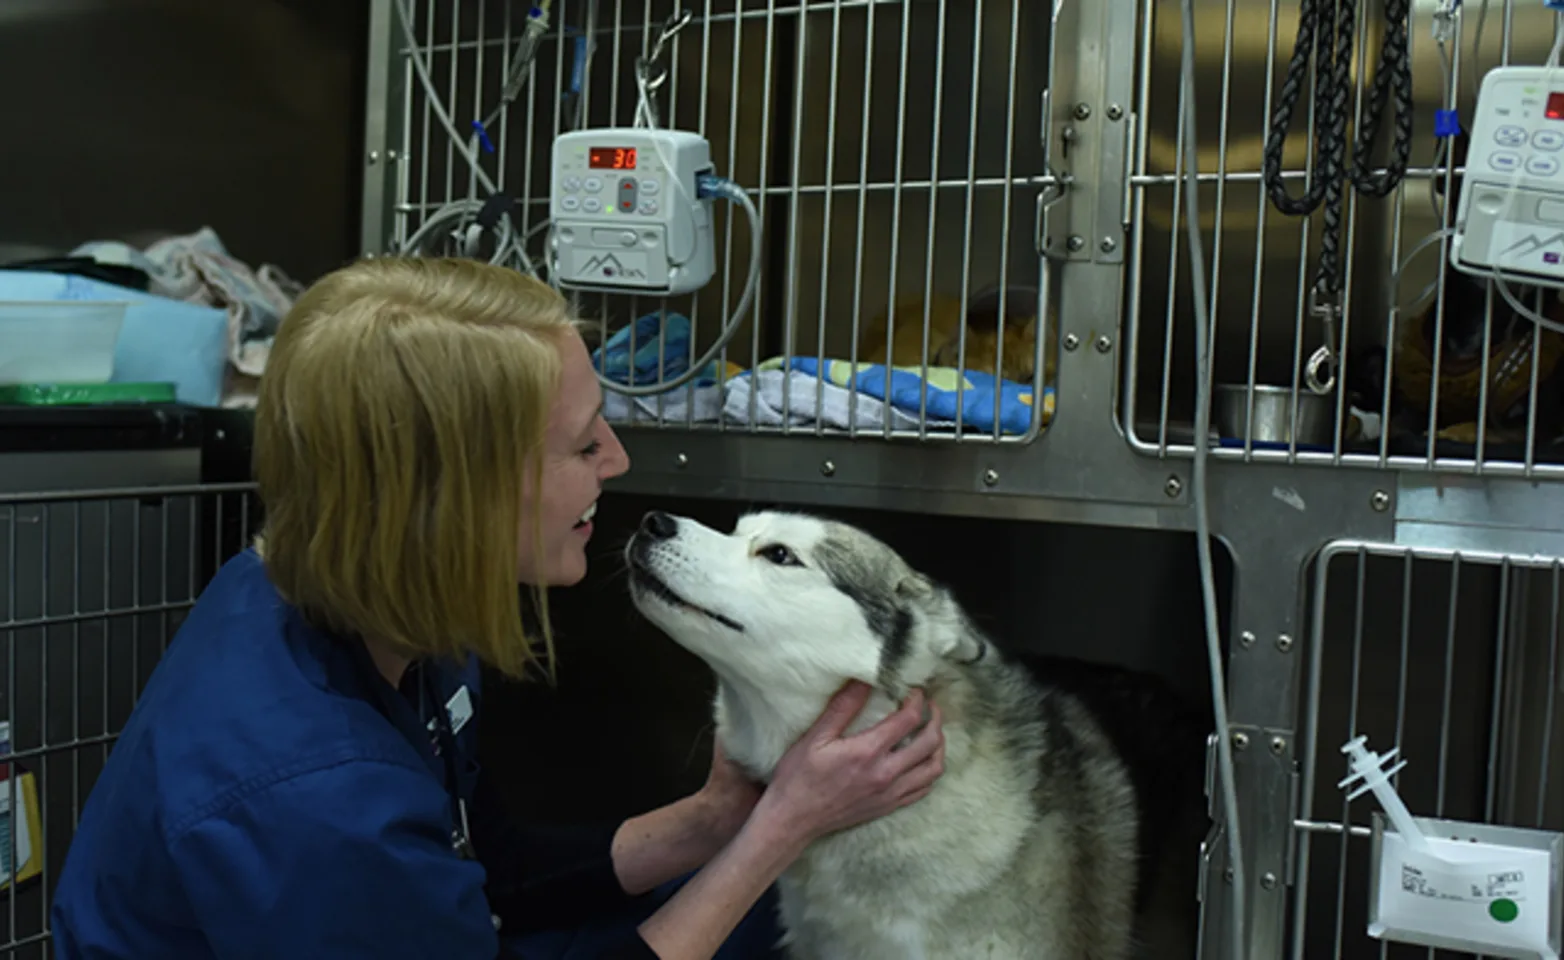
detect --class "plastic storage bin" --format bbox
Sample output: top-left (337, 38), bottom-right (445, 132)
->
top-left (0, 301), bottom-right (127, 385)
top-left (0, 272), bottom-right (228, 406)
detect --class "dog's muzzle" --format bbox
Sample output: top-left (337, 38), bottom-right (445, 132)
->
top-left (627, 514), bottom-right (746, 633)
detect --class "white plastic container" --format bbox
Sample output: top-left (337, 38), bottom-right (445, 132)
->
top-left (0, 300), bottom-right (127, 385)
top-left (1343, 735), bottom-right (1563, 959)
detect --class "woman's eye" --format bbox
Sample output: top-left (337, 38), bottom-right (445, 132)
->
top-left (580, 440), bottom-right (602, 458)
top-left (758, 544), bottom-right (801, 566)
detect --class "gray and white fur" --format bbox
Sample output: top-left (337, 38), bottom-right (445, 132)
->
top-left (625, 509), bottom-right (1141, 959)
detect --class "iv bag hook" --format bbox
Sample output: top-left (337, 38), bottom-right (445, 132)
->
top-left (643, 9), bottom-right (691, 92)
top-left (635, 8), bottom-right (691, 128)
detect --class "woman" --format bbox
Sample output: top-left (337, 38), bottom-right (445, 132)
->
top-left (50, 257), bottom-right (945, 959)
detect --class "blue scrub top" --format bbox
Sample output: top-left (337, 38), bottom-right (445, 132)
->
top-left (48, 549), bottom-right (646, 959)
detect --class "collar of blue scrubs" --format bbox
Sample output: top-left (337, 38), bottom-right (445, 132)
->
top-left (262, 553), bottom-right (475, 857)
top-left (336, 629), bottom-right (455, 786)
top-left (277, 597), bottom-right (451, 784)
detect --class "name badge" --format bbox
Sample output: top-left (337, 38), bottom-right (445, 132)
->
top-left (446, 685), bottom-right (474, 736)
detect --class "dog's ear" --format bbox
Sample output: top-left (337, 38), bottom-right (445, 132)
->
top-left (937, 627), bottom-right (987, 664)
top-left (912, 582), bottom-right (988, 664)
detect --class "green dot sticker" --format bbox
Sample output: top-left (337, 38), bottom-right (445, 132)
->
top-left (1490, 898), bottom-right (1519, 923)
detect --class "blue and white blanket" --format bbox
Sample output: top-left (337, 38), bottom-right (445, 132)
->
top-left (741, 357), bottom-right (1051, 435)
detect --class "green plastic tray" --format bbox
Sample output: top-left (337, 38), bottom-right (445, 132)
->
top-left (0, 383), bottom-right (178, 406)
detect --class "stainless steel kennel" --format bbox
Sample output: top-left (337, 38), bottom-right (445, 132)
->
top-left (360, 0), bottom-right (1564, 957)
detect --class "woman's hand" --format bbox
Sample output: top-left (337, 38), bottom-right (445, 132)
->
top-left (752, 681), bottom-right (945, 847)
top-left (696, 740), bottom-right (764, 845)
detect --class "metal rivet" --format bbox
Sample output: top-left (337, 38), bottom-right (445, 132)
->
top-left (1095, 335), bottom-right (1113, 353)
top-left (1073, 103), bottom-right (1092, 120)
top-left (983, 469), bottom-right (999, 487)
top-left (367, 150), bottom-right (380, 164)
top-left (1371, 490), bottom-right (1391, 512)
top-left (1224, 867), bottom-right (1235, 884)
top-left (387, 149), bottom-right (399, 161)
top-left (1270, 736), bottom-right (1286, 756)
top-left (1164, 476), bottom-right (1183, 497)
top-left (821, 460), bottom-right (836, 477)
top-left (1276, 633), bottom-right (1294, 652)
top-left (676, 453), bottom-right (689, 468)
top-left (1063, 333), bottom-right (1080, 351)
top-left (1067, 235), bottom-right (1086, 252)
top-left (1232, 732), bottom-right (1249, 750)
top-left (1240, 630), bottom-right (1256, 648)
top-left (1261, 872), bottom-right (1278, 889)
top-left (1100, 237), bottom-right (1117, 253)
top-left (1106, 103), bottom-right (1124, 121)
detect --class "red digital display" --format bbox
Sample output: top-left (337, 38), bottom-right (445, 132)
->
top-left (590, 147), bottom-right (637, 170)
top-left (1549, 92), bottom-right (1564, 121)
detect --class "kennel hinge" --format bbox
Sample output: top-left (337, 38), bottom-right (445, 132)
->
top-left (1283, 762), bottom-right (1300, 885)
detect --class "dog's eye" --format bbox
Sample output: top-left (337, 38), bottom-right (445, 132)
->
top-left (757, 544), bottom-right (802, 567)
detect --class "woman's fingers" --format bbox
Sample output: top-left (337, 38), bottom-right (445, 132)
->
top-left (883, 702), bottom-right (943, 773)
top-left (807, 680), bottom-right (875, 744)
top-left (856, 688), bottom-right (927, 754)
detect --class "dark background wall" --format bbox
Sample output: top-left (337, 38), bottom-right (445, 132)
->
top-left (0, 0), bottom-right (368, 283)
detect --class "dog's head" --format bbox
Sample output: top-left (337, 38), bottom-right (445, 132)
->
top-left (625, 509), bottom-right (984, 701)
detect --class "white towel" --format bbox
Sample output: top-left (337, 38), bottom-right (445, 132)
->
top-left (603, 384), bottom-right (724, 425)
top-left (725, 370), bottom-right (945, 432)
top-left (74, 228), bottom-right (303, 409)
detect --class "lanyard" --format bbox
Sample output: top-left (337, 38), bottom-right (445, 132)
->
top-left (418, 663), bottom-right (477, 861)
top-left (333, 629), bottom-right (479, 863)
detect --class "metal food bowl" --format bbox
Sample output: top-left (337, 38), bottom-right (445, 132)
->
top-left (1213, 383), bottom-right (1335, 448)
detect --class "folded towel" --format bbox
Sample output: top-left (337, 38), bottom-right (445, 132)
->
top-left (725, 369), bottom-right (924, 431)
top-left (603, 384), bottom-right (724, 424)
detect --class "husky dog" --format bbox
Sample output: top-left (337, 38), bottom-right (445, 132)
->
top-left (624, 509), bottom-right (1141, 959)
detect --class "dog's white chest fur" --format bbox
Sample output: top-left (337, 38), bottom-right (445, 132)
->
top-left (741, 720), bottom-right (1094, 960)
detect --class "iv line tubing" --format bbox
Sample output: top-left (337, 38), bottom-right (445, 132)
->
top-left (1177, 0), bottom-right (1247, 955)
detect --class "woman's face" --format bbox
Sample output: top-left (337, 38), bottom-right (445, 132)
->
top-left (517, 332), bottom-right (630, 586)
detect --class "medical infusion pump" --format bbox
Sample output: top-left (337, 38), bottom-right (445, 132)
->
top-left (550, 128), bottom-right (717, 296)
top-left (1451, 66), bottom-right (1564, 287)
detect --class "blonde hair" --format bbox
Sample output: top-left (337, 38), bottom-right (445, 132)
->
top-left (253, 256), bottom-right (577, 680)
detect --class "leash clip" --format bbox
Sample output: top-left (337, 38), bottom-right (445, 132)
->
top-left (1306, 286), bottom-right (1341, 395)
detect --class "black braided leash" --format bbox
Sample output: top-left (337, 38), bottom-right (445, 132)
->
top-left (1260, 0), bottom-right (1415, 386)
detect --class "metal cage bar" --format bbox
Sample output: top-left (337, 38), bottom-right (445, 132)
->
top-left (357, 3), bottom-right (1564, 958)
top-left (1128, 0), bottom-right (1564, 478)
top-left (382, 0), bottom-right (1056, 443)
top-left (1291, 540), bottom-right (1563, 959)
top-left (0, 484), bottom-right (259, 959)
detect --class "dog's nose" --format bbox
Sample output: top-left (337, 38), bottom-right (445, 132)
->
top-left (640, 511), bottom-right (678, 541)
